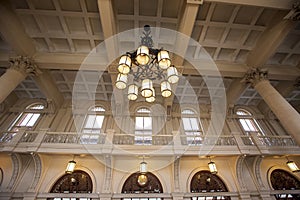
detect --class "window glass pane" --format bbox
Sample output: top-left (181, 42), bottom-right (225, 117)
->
top-left (182, 109), bottom-right (195, 114)
top-left (85, 115), bottom-right (96, 128)
top-left (94, 115), bottom-right (104, 128)
top-left (27, 113), bottom-right (40, 126)
top-left (143, 117), bottom-right (152, 129)
top-left (239, 119), bottom-right (251, 131)
top-left (137, 108), bottom-right (150, 113)
top-left (245, 119), bottom-right (257, 131)
top-left (135, 117), bottom-right (144, 129)
top-left (190, 118), bottom-right (199, 130)
top-left (182, 118), bottom-right (192, 130)
top-left (19, 113), bottom-right (33, 126)
top-left (90, 106), bottom-right (105, 112)
top-left (27, 104), bottom-right (44, 110)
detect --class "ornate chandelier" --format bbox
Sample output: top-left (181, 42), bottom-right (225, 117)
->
top-left (115, 25), bottom-right (179, 102)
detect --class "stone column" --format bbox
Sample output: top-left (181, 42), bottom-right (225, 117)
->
top-left (0, 56), bottom-right (40, 103)
top-left (243, 68), bottom-right (300, 145)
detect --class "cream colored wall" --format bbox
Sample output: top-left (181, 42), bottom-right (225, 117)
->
top-left (0, 153), bottom-right (13, 192)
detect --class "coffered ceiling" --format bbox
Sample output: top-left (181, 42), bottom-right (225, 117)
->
top-left (0, 0), bottom-right (299, 108)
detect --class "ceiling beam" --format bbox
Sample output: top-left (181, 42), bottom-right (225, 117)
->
top-left (97, 0), bottom-right (124, 104)
top-left (204, 0), bottom-right (296, 10)
top-left (0, 1), bottom-right (36, 56)
top-left (34, 69), bottom-right (64, 108)
top-left (246, 11), bottom-right (298, 68)
top-left (165, 1), bottom-right (200, 106)
top-left (0, 52), bottom-right (299, 80)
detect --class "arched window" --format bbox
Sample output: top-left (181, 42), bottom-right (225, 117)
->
top-left (236, 109), bottom-right (264, 135)
top-left (48, 170), bottom-right (92, 200)
top-left (190, 170), bottom-right (230, 200)
top-left (270, 169), bottom-right (300, 199)
top-left (122, 172), bottom-right (163, 200)
top-left (9, 103), bottom-right (45, 132)
top-left (181, 109), bottom-right (204, 145)
top-left (135, 108), bottom-right (152, 145)
top-left (82, 106), bottom-right (105, 134)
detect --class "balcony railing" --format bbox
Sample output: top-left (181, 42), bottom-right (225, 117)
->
top-left (0, 129), bottom-right (298, 155)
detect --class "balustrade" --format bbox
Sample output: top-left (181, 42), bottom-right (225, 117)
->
top-left (0, 129), bottom-right (298, 155)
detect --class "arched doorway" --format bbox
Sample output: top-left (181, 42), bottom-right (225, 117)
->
top-left (270, 169), bottom-right (300, 200)
top-left (190, 170), bottom-right (230, 200)
top-left (48, 170), bottom-right (93, 200)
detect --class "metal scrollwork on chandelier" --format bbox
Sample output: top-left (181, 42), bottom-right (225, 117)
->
top-left (115, 25), bottom-right (179, 102)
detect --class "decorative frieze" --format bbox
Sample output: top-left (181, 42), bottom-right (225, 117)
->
top-left (242, 68), bottom-right (268, 86)
top-left (8, 56), bottom-right (41, 76)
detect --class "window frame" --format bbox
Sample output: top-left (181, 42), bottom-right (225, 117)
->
top-left (134, 107), bottom-right (152, 145)
top-left (8, 103), bottom-right (45, 132)
top-left (181, 109), bottom-right (204, 145)
top-left (235, 108), bottom-right (265, 136)
top-left (81, 106), bottom-right (106, 134)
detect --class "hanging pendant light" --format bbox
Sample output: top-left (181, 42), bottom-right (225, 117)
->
top-left (65, 160), bottom-right (76, 174)
top-left (167, 66), bottom-right (179, 84)
top-left (136, 45), bottom-right (150, 65)
top-left (115, 73), bottom-right (128, 89)
top-left (208, 157), bottom-right (217, 174)
top-left (128, 84), bottom-right (138, 100)
top-left (286, 157), bottom-right (300, 172)
top-left (158, 50), bottom-right (171, 69)
top-left (140, 161), bottom-right (148, 173)
top-left (145, 88), bottom-right (155, 103)
top-left (161, 81), bottom-right (172, 97)
top-left (141, 79), bottom-right (153, 98)
top-left (118, 55), bottom-right (131, 74)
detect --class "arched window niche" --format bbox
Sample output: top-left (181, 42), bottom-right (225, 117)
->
top-left (270, 169), bottom-right (300, 200)
top-left (190, 170), bottom-right (230, 200)
top-left (235, 108), bottom-right (265, 136)
top-left (181, 108), bottom-right (204, 145)
top-left (122, 172), bottom-right (163, 195)
top-left (48, 170), bottom-right (93, 200)
top-left (9, 102), bottom-right (45, 132)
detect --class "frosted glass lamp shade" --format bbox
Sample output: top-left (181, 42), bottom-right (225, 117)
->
top-left (136, 46), bottom-right (150, 65)
top-left (167, 66), bottom-right (179, 84)
top-left (65, 160), bottom-right (76, 174)
top-left (141, 79), bottom-right (153, 98)
top-left (145, 88), bottom-right (155, 103)
top-left (287, 161), bottom-right (300, 172)
top-left (140, 161), bottom-right (147, 173)
top-left (118, 55), bottom-right (131, 74)
top-left (158, 50), bottom-right (171, 69)
top-left (208, 161), bottom-right (217, 174)
top-left (115, 73), bottom-right (128, 89)
top-left (128, 84), bottom-right (138, 100)
top-left (161, 81), bottom-right (172, 97)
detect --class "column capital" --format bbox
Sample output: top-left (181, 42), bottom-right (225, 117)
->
top-left (242, 68), bottom-right (268, 86)
top-left (284, 2), bottom-right (300, 21)
top-left (8, 56), bottom-right (41, 76)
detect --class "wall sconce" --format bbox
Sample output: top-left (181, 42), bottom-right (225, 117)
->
top-left (286, 157), bottom-right (300, 173)
top-left (208, 157), bottom-right (217, 174)
top-left (65, 156), bottom-right (76, 174)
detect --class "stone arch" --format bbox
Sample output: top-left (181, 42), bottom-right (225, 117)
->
top-left (49, 170), bottom-right (93, 193)
top-left (121, 172), bottom-right (163, 193)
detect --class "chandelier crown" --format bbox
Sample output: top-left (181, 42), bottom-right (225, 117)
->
top-left (115, 25), bottom-right (179, 102)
